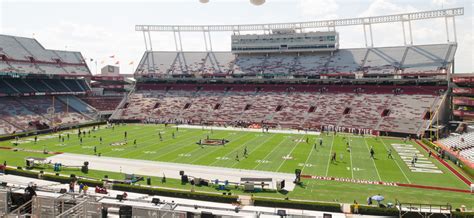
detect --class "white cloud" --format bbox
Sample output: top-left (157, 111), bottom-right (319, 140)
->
top-left (359, 0), bottom-right (418, 17)
top-left (432, 0), bottom-right (455, 7)
top-left (298, 0), bottom-right (339, 20)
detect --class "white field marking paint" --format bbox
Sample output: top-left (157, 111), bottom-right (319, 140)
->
top-left (190, 131), bottom-right (249, 164)
top-left (391, 143), bottom-right (442, 174)
top-left (178, 153), bottom-right (191, 157)
top-left (81, 146), bottom-right (94, 149)
top-left (256, 160), bottom-right (270, 164)
top-left (347, 167), bottom-right (363, 171)
top-left (215, 157), bottom-right (229, 160)
top-left (149, 130), bottom-right (221, 160)
top-left (348, 135), bottom-right (354, 179)
top-left (143, 151), bottom-right (156, 154)
top-left (325, 134), bottom-right (336, 177)
top-left (252, 136), bottom-right (291, 170)
top-left (379, 139), bottom-right (411, 184)
top-left (363, 137), bottom-right (382, 181)
top-left (275, 136), bottom-right (306, 172)
top-left (301, 141), bottom-right (316, 173)
top-left (112, 148), bottom-right (124, 151)
top-left (229, 133), bottom-right (277, 168)
top-left (205, 132), bottom-right (259, 166)
top-left (299, 163), bottom-right (313, 167)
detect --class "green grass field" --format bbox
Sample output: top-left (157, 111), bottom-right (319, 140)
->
top-left (1, 124), bottom-right (472, 208)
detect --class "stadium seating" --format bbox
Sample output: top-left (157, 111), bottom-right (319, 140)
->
top-left (114, 84), bottom-right (442, 135)
top-left (0, 96), bottom-right (94, 134)
top-left (80, 96), bottom-right (123, 111)
top-left (338, 94), bottom-right (393, 129)
top-left (0, 119), bottom-right (20, 135)
top-left (438, 132), bottom-right (474, 163)
top-left (0, 34), bottom-right (90, 76)
top-left (377, 95), bottom-right (438, 134)
top-left (134, 44), bottom-right (454, 77)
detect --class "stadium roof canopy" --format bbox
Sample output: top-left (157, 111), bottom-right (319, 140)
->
top-left (136, 7), bottom-right (463, 32)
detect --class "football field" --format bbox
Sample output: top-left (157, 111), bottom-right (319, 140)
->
top-left (1, 124), bottom-right (472, 207)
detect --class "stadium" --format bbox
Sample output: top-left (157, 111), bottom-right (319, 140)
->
top-left (0, 2), bottom-right (473, 218)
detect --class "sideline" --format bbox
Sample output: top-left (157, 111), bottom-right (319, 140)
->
top-left (177, 124), bottom-right (320, 135)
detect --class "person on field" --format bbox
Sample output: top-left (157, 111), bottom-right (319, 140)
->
top-left (353, 201), bottom-right (359, 213)
top-left (370, 147), bottom-right (375, 159)
top-left (387, 149), bottom-right (393, 159)
top-left (331, 152), bottom-right (337, 163)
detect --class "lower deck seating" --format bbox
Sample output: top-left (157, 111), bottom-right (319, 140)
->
top-left (114, 84), bottom-right (443, 135)
top-left (80, 96), bottom-right (123, 111)
top-left (0, 96), bottom-right (94, 135)
top-left (438, 132), bottom-right (474, 163)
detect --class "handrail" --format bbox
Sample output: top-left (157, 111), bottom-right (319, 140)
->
top-left (55, 199), bottom-right (87, 218)
top-left (8, 198), bottom-right (33, 217)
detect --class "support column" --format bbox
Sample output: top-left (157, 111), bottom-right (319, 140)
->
top-left (445, 16), bottom-right (450, 42)
top-left (401, 21), bottom-right (407, 45)
top-left (363, 24), bottom-right (368, 48)
top-left (408, 20), bottom-right (413, 45)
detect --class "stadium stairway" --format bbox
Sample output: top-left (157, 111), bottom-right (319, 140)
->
top-left (56, 96), bottom-right (98, 120)
top-left (10, 98), bottom-right (52, 129)
top-left (110, 87), bottom-right (134, 120)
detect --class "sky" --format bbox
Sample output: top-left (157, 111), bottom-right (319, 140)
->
top-left (0, 0), bottom-right (472, 74)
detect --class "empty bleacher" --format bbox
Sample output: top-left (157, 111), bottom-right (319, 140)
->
top-left (0, 78), bottom-right (89, 95)
top-left (134, 43), bottom-right (454, 77)
top-left (0, 96), bottom-right (94, 134)
top-left (0, 34), bottom-right (90, 76)
top-left (80, 96), bottom-right (123, 111)
top-left (114, 84), bottom-right (442, 135)
top-left (438, 132), bottom-right (474, 163)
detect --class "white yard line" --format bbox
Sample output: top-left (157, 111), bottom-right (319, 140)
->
top-left (275, 136), bottom-right (306, 172)
top-left (325, 134), bottom-right (336, 177)
top-left (229, 134), bottom-right (276, 168)
top-left (179, 124), bottom-right (320, 135)
top-left (114, 128), bottom-right (198, 157)
top-left (253, 137), bottom-right (291, 170)
top-left (363, 137), bottom-right (382, 181)
top-left (175, 131), bottom-right (243, 163)
top-left (349, 135), bottom-right (354, 179)
top-left (301, 141), bottom-right (316, 174)
top-left (379, 138), bottom-right (412, 184)
top-left (197, 132), bottom-right (255, 165)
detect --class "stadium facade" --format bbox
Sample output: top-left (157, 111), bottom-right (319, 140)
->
top-left (0, 7), bottom-right (473, 217)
